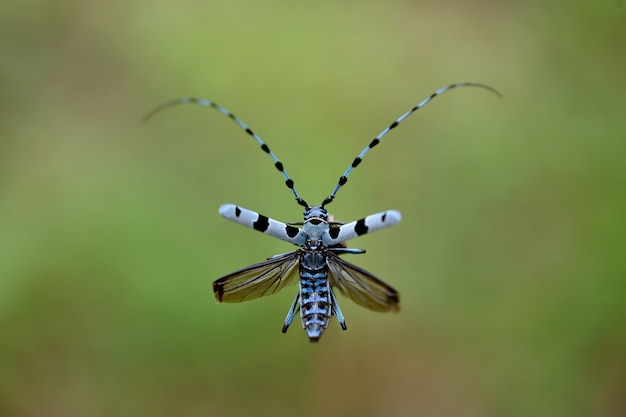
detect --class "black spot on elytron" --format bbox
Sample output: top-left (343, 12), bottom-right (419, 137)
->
top-left (285, 225), bottom-right (299, 238)
top-left (369, 138), bottom-right (380, 148)
top-left (329, 227), bottom-right (340, 239)
top-left (381, 212), bottom-right (387, 222)
top-left (389, 121), bottom-right (398, 129)
top-left (253, 215), bottom-right (270, 232)
top-left (286, 179), bottom-right (294, 188)
top-left (245, 127), bottom-right (253, 135)
top-left (352, 157), bottom-right (361, 168)
top-left (338, 176), bottom-right (348, 186)
top-left (261, 144), bottom-right (270, 153)
top-left (235, 206), bottom-right (241, 217)
top-left (275, 161), bottom-right (284, 171)
top-left (354, 218), bottom-right (368, 236)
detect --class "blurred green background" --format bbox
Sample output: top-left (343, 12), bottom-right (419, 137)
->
top-left (1, 0), bottom-right (625, 416)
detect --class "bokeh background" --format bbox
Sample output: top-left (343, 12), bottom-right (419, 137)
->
top-left (1, 1), bottom-right (625, 416)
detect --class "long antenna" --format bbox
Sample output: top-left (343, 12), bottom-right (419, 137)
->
top-left (320, 82), bottom-right (501, 207)
top-left (144, 98), bottom-right (309, 208)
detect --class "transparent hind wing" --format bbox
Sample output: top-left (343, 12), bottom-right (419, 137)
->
top-left (213, 252), bottom-right (300, 303)
top-left (327, 252), bottom-right (399, 312)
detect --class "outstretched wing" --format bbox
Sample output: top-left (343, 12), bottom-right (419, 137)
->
top-left (327, 252), bottom-right (399, 312)
top-left (213, 252), bottom-right (300, 303)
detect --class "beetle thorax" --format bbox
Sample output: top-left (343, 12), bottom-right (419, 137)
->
top-left (302, 206), bottom-right (330, 244)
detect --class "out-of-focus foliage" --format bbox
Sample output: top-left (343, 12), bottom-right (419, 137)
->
top-left (1, 1), bottom-right (624, 416)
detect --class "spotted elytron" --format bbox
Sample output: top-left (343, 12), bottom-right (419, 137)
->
top-left (144, 82), bottom-right (500, 342)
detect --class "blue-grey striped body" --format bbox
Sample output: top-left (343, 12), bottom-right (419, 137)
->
top-left (299, 244), bottom-right (332, 341)
top-left (297, 207), bottom-right (334, 341)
